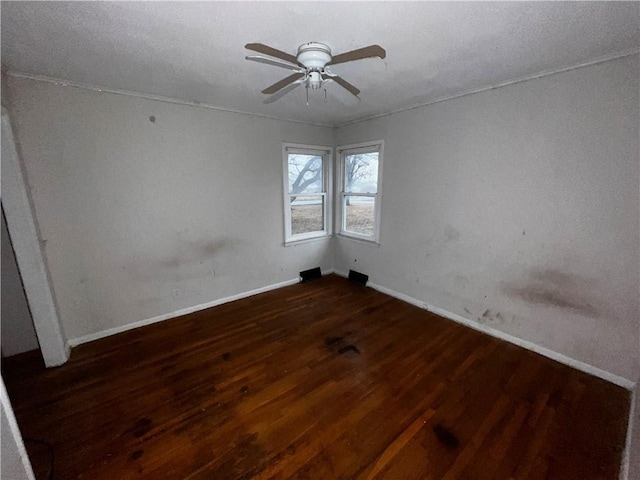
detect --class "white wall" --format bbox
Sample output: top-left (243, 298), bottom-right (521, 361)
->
top-left (335, 55), bottom-right (639, 382)
top-left (1, 209), bottom-right (39, 356)
top-left (6, 77), bottom-right (334, 342)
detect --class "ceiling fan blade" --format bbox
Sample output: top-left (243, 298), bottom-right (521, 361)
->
top-left (246, 56), bottom-right (304, 72)
top-left (245, 43), bottom-right (299, 65)
top-left (262, 73), bottom-right (305, 95)
top-left (328, 45), bottom-right (386, 66)
top-left (325, 75), bottom-right (360, 97)
top-left (263, 80), bottom-right (303, 104)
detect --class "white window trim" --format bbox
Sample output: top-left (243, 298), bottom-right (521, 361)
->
top-left (336, 140), bottom-right (384, 244)
top-left (283, 142), bottom-right (333, 245)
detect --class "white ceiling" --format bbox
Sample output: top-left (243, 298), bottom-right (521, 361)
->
top-left (2, 2), bottom-right (638, 126)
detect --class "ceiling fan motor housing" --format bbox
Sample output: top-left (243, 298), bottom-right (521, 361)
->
top-left (297, 42), bottom-right (332, 69)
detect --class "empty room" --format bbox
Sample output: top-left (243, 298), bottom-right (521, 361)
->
top-left (1, 2), bottom-right (639, 479)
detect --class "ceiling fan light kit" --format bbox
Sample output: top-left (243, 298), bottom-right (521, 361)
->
top-left (245, 42), bottom-right (386, 104)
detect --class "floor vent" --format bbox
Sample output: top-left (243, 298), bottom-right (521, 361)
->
top-left (348, 270), bottom-right (368, 286)
top-left (300, 267), bottom-right (322, 283)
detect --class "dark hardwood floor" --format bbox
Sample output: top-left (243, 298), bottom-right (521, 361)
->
top-left (2, 275), bottom-right (630, 479)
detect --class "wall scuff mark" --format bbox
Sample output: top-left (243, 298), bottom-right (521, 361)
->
top-left (124, 237), bottom-right (232, 282)
top-left (502, 269), bottom-right (601, 318)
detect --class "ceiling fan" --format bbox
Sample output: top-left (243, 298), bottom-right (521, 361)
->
top-left (245, 42), bottom-right (386, 104)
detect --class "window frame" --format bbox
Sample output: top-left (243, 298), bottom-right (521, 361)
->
top-left (336, 140), bottom-right (384, 244)
top-left (282, 142), bottom-right (333, 245)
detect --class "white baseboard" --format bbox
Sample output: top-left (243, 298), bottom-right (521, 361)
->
top-left (69, 269), bottom-right (635, 391)
top-left (68, 276), bottom-right (302, 346)
top-left (365, 280), bottom-right (635, 390)
top-left (69, 269), bottom-right (339, 347)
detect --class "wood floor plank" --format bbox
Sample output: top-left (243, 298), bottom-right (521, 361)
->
top-left (2, 275), bottom-right (630, 479)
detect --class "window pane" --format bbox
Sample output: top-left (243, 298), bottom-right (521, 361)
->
top-left (291, 195), bottom-right (324, 235)
top-left (288, 154), bottom-right (323, 194)
top-left (344, 152), bottom-right (378, 193)
top-left (344, 196), bottom-right (375, 236)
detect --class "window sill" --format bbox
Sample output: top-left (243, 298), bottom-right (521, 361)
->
top-left (284, 234), bottom-right (332, 247)
top-left (336, 233), bottom-right (380, 247)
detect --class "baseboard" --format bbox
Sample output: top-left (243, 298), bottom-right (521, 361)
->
top-left (366, 280), bottom-right (635, 390)
top-left (621, 386), bottom-right (638, 480)
top-left (68, 269), bottom-right (635, 391)
top-left (68, 276), bottom-right (302, 347)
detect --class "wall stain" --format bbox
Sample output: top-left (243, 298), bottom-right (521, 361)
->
top-left (126, 237), bottom-right (233, 281)
top-left (477, 309), bottom-right (507, 325)
top-left (463, 307), bottom-right (473, 315)
top-left (158, 239), bottom-right (225, 268)
top-left (444, 226), bottom-right (461, 243)
top-left (506, 287), bottom-right (599, 317)
top-left (502, 268), bottom-right (600, 317)
top-left (531, 269), bottom-right (580, 286)
top-left (477, 309), bottom-right (491, 324)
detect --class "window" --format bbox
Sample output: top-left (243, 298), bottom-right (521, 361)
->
top-left (283, 143), bottom-right (332, 243)
top-left (337, 141), bottom-right (383, 243)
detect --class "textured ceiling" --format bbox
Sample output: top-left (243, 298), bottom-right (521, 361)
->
top-left (2, 2), bottom-right (638, 126)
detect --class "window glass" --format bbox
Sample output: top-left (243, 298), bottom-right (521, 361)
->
top-left (344, 196), bottom-right (375, 236)
top-left (288, 154), bottom-right (323, 194)
top-left (291, 195), bottom-right (324, 235)
top-left (344, 153), bottom-right (378, 193)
